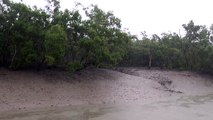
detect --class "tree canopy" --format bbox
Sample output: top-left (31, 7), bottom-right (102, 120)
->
top-left (0, 0), bottom-right (212, 74)
top-left (121, 20), bottom-right (213, 74)
top-left (0, 0), bottom-right (131, 70)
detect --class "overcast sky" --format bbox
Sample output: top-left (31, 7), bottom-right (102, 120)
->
top-left (12, 0), bottom-right (213, 37)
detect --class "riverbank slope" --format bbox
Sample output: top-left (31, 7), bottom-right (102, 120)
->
top-left (0, 67), bottom-right (212, 113)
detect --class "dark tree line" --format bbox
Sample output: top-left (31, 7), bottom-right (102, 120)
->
top-left (0, 0), bottom-right (213, 74)
top-left (0, 0), bottom-right (131, 71)
top-left (121, 21), bottom-right (213, 74)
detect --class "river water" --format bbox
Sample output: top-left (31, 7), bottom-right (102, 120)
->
top-left (1, 94), bottom-right (213, 120)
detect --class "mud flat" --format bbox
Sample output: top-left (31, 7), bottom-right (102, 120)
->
top-left (0, 67), bottom-right (212, 119)
top-left (1, 94), bottom-right (213, 120)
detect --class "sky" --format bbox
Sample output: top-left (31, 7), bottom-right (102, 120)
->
top-left (12, 0), bottom-right (213, 37)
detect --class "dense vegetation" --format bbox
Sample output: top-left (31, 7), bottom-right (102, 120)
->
top-left (0, 0), bottom-right (131, 71)
top-left (0, 0), bottom-right (213, 74)
top-left (121, 21), bottom-right (213, 73)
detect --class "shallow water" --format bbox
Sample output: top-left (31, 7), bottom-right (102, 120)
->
top-left (1, 94), bottom-right (213, 120)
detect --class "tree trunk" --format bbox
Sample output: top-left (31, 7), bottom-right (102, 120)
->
top-left (10, 45), bottom-right (17, 68)
top-left (148, 54), bottom-right (152, 69)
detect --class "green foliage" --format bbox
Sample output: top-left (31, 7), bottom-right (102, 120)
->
top-left (71, 5), bottom-right (131, 68)
top-left (121, 20), bottom-right (213, 74)
top-left (0, 0), bottom-right (212, 74)
top-left (0, 0), bottom-right (131, 71)
top-left (45, 55), bottom-right (55, 66)
top-left (44, 24), bottom-right (67, 65)
top-left (67, 61), bottom-right (83, 72)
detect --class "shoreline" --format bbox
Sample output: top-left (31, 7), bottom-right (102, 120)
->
top-left (0, 68), bottom-right (212, 113)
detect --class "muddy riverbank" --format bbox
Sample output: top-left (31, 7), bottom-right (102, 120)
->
top-left (0, 67), bottom-right (212, 114)
top-left (1, 93), bottom-right (213, 120)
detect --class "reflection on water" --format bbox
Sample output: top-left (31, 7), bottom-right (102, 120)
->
top-left (1, 94), bottom-right (213, 120)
